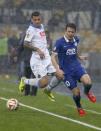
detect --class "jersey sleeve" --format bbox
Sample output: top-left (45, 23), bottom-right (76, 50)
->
top-left (24, 28), bottom-right (34, 42)
top-left (53, 40), bottom-right (61, 53)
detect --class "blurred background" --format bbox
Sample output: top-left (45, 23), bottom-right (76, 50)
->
top-left (0, 0), bottom-right (101, 82)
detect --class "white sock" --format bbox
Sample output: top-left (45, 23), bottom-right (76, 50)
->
top-left (24, 78), bottom-right (40, 88)
top-left (46, 76), bottom-right (61, 91)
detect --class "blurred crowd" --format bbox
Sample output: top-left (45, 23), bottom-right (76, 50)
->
top-left (0, 0), bottom-right (101, 80)
top-left (0, 0), bottom-right (65, 25)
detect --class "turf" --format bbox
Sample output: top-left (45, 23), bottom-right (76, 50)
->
top-left (0, 38), bottom-right (7, 55)
top-left (0, 75), bottom-right (101, 131)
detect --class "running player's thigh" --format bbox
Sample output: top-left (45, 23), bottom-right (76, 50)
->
top-left (39, 76), bottom-right (49, 88)
top-left (30, 58), bottom-right (47, 78)
top-left (80, 74), bottom-right (92, 84)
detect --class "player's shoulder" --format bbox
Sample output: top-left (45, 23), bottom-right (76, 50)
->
top-left (26, 25), bottom-right (35, 34)
top-left (56, 37), bottom-right (64, 44)
top-left (28, 25), bottom-right (35, 30)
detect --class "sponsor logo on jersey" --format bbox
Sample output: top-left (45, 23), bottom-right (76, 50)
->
top-left (66, 48), bottom-right (76, 55)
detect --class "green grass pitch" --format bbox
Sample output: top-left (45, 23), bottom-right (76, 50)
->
top-left (0, 75), bottom-right (101, 131)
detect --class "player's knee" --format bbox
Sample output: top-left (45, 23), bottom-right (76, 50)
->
top-left (83, 80), bottom-right (92, 85)
top-left (39, 78), bottom-right (48, 88)
top-left (81, 74), bottom-right (92, 85)
top-left (72, 87), bottom-right (80, 96)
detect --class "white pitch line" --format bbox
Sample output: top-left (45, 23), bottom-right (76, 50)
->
top-left (0, 87), bottom-right (101, 115)
top-left (0, 97), bottom-right (101, 131)
top-left (65, 104), bottom-right (101, 115)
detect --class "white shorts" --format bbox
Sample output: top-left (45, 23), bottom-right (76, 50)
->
top-left (30, 55), bottom-right (56, 78)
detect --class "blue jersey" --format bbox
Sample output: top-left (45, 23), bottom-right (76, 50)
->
top-left (54, 36), bottom-right (86, 89)
top-left (54, 36), bottom-right (80, 73)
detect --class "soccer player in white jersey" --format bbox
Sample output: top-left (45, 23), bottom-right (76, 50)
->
top-left (19, 11), bottom-right (63, 101)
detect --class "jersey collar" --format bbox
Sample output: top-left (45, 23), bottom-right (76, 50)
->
top-left (64, 35), bottom-right (76, 43)
top-left (30, 23), bottom-right (42, 29)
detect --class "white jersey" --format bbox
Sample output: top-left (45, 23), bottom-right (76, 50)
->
top-left (24, 23), bottom-right (56, 77)
top-left (24, 24), bottom-right (50, 59)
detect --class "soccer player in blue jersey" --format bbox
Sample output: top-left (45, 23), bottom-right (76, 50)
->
top-left (49, 23), bottom-right (96, 116)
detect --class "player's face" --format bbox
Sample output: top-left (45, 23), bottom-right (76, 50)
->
top-left (31, 16), bottom-right (41, 27)
top-left (65, 27), bottom-right (76, 40)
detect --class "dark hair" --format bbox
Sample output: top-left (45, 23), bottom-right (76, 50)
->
top-left (31, 11), bottom-right (40, 18)
top-left (65, 23), bottom-right (76, 31)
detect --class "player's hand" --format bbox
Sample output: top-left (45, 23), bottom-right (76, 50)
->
top-left (55, 68), bottom-right (64, 80)
top-left (37, 49), bottom-right (45, 59)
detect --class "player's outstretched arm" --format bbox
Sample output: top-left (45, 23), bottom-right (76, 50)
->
top-left (51, 52), bottom-right (59, 70)
top-left (51, 52), bottom-right (64, 79)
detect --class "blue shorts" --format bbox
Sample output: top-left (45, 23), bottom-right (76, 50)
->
top-left (63, 65), bottom-right (87, 90)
